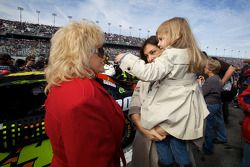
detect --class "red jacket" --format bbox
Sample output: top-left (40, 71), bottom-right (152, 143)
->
top-left (45, 78), bottom-right (125, 167)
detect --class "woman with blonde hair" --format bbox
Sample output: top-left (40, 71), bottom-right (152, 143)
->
top-left (44, 21), bottom-right (125, 167)
top-left (116, 17), bottom-right (208, 166)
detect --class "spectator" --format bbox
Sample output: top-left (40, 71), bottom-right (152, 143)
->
top-left (198, 58), bottom-right (223, 155)
top-left (44, 21), bottom-right (125, 167)
top-left (35, 56), bottom-right (46, 70)
top-left (128, 36), bottom-right (205, 167)
top-left (238, 59), bottom-right (250, 167)
top-left (0, 53), bottom-right (17, 74)
top-left (24, 55), bottom-right (36, 71)
top-left (116, 17), bottom-right (209, 166)
top-left (202, 51), bottom-right (236, 144)
top-left (216, 58), bottom-right (237, 124)
top-left (205, 54), bottom-right (236, 124)
top-left (128, 36), bottom-right (164, 167)
top-left (14, 58), bottom-right (26, 71)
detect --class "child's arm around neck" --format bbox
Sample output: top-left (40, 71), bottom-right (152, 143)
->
top-left (118, 48), bottom-right (190, 82)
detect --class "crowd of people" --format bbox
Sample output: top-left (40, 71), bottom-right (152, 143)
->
top-left (0, 19), bottom-right (144, 46)
top-left (0, 53), bottom-right (47, 74)
top-left (0, 17), bottom-right (249, 167)
top-left (0, 18), bottom-right (246, 69)
top-left (0, 19), bottom-right (57, 36)
top-left (0, 38), bottom-right (50, 57)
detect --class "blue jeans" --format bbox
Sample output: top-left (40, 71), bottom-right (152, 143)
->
top-left (155, 136), bottom-right (190, 166)
top-left (203, 103), bottom-right (226, 154)
top-left (240, 142), bottom-right (250, 167)
top-left (215, 103), bottom-right (228, 142)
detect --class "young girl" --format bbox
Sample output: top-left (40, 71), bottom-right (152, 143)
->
top-left (115, 17), bottom-right (209, 166)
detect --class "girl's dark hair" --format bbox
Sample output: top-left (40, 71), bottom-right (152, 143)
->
top-left (140, 36), bottom-right (159, 63)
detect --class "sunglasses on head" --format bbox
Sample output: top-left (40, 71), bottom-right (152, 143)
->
top-left (93, 47), bottom-right (105, 58)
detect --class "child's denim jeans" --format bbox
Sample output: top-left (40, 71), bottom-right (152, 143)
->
top-left (155, 136), bottom-right (190, 166)
top-left (203, 103), bottom-right (224, 154)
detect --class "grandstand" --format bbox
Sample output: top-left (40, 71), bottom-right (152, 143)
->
top-left (0, 18), bottom-right (245, 68)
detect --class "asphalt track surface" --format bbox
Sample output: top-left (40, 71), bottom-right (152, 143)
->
top-left (199, 103), bottom-right (244, 167)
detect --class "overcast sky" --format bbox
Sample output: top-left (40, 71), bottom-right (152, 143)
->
top-left (0, 0), bottom-right (250, 58)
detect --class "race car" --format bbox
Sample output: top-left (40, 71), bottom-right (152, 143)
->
top-left (0, 71), bottom-right (136, 166)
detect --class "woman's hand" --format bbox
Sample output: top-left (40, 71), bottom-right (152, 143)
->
top-left (114, 53), bottom-right (124, 63)
top-left (140, 128), bottom-right (166, 141)
top-left (154, 126), bottom-right (168, 137)
top-left (131, 113), bottom-right (166, 141)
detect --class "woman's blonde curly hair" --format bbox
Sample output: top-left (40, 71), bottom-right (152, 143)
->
top-left (44, 20), bottom-right (104, 93)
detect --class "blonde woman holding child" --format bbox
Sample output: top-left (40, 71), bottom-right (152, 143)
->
top-left (115, 17), bottom-right (209, 166)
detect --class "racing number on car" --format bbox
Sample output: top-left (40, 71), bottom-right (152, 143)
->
top-left (116, 96), bottom-right (132, 111)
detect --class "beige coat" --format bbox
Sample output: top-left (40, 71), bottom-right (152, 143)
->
top-left (120, 48), bottom-right (209, 140)
top-left (129, 81), bottom-right (204, 167)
